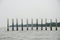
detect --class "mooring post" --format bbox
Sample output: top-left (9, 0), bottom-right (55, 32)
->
top-left (50, 19), bottom-right (52, 31)
top-left (12, 18), bottom-right (14, 31)
top-left (36, 19), bottom-right (38, 30)
top-left (55, 18), bottom-right (57, 31)
top-left (41, 19), bottom-right (43, 30)
top-left (21, 19), bottom-right (23, 31)
top-left (45, 19), bottom-right (47, 30)
top-left (27, 19), bottom-right (28, 31)
top-left (7, 18), bottom-right (9, 31)
top-left (16, 18), bottom-right (18, 31)
top-left (31, 19), bottom-right (33, 30)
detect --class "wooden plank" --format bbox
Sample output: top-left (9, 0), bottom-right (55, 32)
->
top-left (12, 18), bottom-right (14, 31)
top-left (7, 18), bottom-right (9, 31)
top-left (36, 19), bottom-right (38, 30)
top-left (16, 18), bottom-right (18, 31)
top-left (27, 19), bottom-right (28, 30)
top-left (50, 19), bottom-right (52, 31)
top-left (21, 19), bottom-right (23, 31)
top-left (41, 19), bottom-right (43, 30)
top-left (45, 19), bottom-right (47, 30)
top-left (31, 19), bottom-right (33, 30)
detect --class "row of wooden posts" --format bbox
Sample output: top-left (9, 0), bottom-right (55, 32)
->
top-left (7, 19), bottom-right (58, 31)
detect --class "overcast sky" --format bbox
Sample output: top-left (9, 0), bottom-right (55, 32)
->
top-left (0, 0), bottom-right (60, 27)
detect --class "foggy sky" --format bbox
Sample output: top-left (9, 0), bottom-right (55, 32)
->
top-left (0, 0), bottom-right (60, 27)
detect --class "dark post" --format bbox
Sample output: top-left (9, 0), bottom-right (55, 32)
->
top-left (31, 19), bottom-right (33, 30)
top-left (45, 19), bottom-right (47, 30)
top-left (41, 19), bottom-right (43, 30)
top-left (36, 19), bottom-right (38, 30)
top-left (55, 19), bottom-right (57, 31)
top-left (27, 19), bottom-right (28, 31)
top-left (50, 19), bottom-right (52, 31)
top-left (16, 18), bottom-right (18, 31)
top-left (21, 19), bottom-right (23, 31)
top-left (7, 18), bottom-right (9, 31)
top-left (12, 19), bottom-right (14, 31)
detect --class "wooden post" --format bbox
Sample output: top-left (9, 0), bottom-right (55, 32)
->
top-left (36, 19), bottom-right (38, 30)
top-left (16, 18), bottom-right (18, 31)
top-left (55, 19), bottom-right (57, 31)
top-left (31, 19), bottom-right (33, 30)
top-left (7, 18), bottom-right (9, 31)
top-left (45, 19), bottom-right (47, 30)
top-left (27, 19), bottom-right (28, 31)
top-left (21, 19), bottom-right (23, 31)
top-left (41, 19), bottom-right (43, 30)
top-left (12, 19), bottom-right (14, 31)
top-left (50, 19), bottom-right (52, 31)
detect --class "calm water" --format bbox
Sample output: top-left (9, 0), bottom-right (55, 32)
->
top-left (0, 27), bottom-right (60, 40)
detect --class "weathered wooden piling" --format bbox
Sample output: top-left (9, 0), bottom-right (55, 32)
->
top-left (21, 19), bottom-right (23, 31)
top-left (16, 18), bottom-right (18, 31)
top-left (27, 19), bottom-right (28, 30)
top-left (36, 19), bottom-right (38, 30)
top-left (12, 19), bottom-right (14, 31)
top-left (45, 19), bottom-right (47, 30)
top-left (7, 18), bottom-right (59, 31)
top-left (41, 19), bottom-right (43, 30)
top-left (7, 18), bottom-right (9, 31)
top-left (55, 19), bottom-right (57, 31)
top-left (50, 19), bottom-right (52, 31)
top-left (31, 19), bottom-right (33, 30)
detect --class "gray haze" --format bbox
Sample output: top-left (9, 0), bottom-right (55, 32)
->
top-left (0, 0), bottom-right (60, 27)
